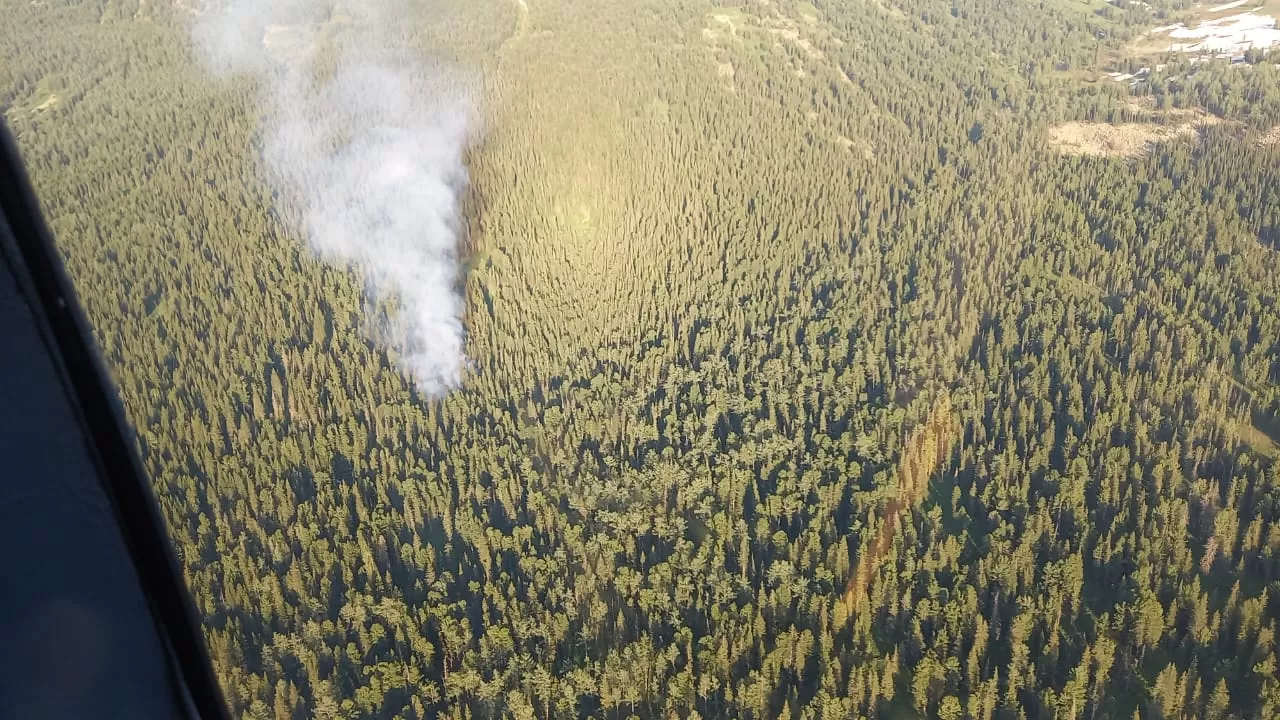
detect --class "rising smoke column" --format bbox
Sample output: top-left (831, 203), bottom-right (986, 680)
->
top-left (193, 1), bottom-right (476, 396)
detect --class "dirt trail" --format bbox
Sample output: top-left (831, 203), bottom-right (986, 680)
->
top-left (842, 395), bottom-right (954, 612)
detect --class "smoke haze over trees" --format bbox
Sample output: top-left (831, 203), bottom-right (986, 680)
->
top-left (195, 0), bottom-right (478, 395)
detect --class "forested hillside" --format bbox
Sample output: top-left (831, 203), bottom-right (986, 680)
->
top-left (3, 0), bottom-right (1280, 718)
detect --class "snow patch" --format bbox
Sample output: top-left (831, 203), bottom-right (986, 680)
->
top-left (1161, 12), bottom-right (1280, 56)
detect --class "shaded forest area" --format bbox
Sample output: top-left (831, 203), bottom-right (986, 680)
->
top-left (3, 0), bottom-right (1280, 718)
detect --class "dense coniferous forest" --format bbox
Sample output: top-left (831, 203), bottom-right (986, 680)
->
top-left (3, 0), bottom-right (1280, 717)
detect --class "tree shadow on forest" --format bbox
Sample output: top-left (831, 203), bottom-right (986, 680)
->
top-left (330, 452), bottom-right (355, 485)
top-left (1257, 224), bottom-right (1278, 251)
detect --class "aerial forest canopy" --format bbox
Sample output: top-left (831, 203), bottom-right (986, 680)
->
top-left (3, 0), bottom-right (1280, 717)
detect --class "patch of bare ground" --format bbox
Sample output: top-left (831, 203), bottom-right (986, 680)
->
top-left (836, 134), bottom-right (875, 159)
top-left (31, 94), bottom-right (59, 113)
top-left (1047, 110), bottom-right (1223, 157)
top-left (701, 12), bottom-right (742, 46)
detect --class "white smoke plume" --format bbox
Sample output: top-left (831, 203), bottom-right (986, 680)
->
top-left (192, 1), bottom-right (476, 396)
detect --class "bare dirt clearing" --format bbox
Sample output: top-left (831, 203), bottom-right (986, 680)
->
top-left (702, 7), bottom-right (830, 64)
top-left (1048, 110), bottom-right (1223, 157)
top-left (262, 24), bottom-right (316, 66)
top-left (3, 92), bottom-right (61, 122)
top-left (260, 10), bottom-right (354, 67)
top-left (32, 93), bottom-right (59, 112)
top-left (701, 10), bottom-right (744, 46)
